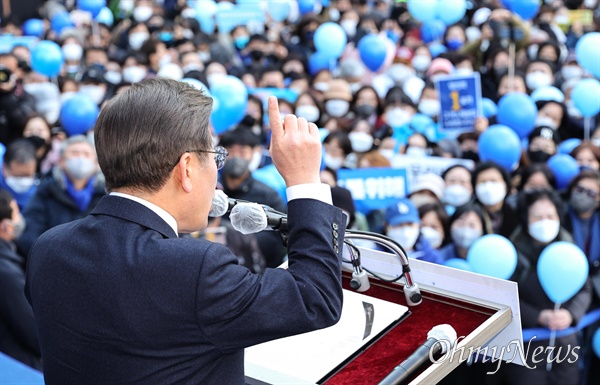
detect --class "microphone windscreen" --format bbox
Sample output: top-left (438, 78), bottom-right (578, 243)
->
top-left (230, 202), bottom-right (268, 234)
top-left (208, 190), bottom-right (229, 217)
top-left (427, 324), bottom-right (457, 353)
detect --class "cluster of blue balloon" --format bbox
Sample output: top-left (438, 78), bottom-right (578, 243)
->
top-left (31, 41), bottom-right (64, 77)
top-left (444, 234), bottom-right (518, 280)
top-left (310, 22), bottom-right (346, 74)
top-left (77, 0), bottom-right (106, 17)
top-left (407, 0), bottom-right (467, 25)
top-left (208, 75), bottom-right (248, 134)
top-left (60, 94), bottom-right (99, 136)
top-left (478, 124), bottom-right (521, 171)
top-left (501, 0), bottom-right (540, 20)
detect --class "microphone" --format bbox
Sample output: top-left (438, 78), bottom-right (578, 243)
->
top-left (378, 324), bottom-right (457, 385)
top-left (229, 202), bottom-right (287, 234)
top-left (208, 190), bottom-right (230, 217)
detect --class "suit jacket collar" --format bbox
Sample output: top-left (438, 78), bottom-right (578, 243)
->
top-left (90, 195), bottom-right (178, 238)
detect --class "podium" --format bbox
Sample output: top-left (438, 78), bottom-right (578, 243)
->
top-left (245, 246), bottom-right (522, 384)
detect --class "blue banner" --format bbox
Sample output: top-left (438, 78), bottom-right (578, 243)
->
top-left (436, 73), bottom-right (482, 136)
top-left (0, 36), bottom-right (39, 54)
top-left (337, 168), bottom-right (408, 214)
top-left (215, 6), bottom-right (265, 34)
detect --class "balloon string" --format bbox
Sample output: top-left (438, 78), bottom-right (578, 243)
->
top-left (546, 302), bottom-right (560, 372)
top-left (92, 20), bottom-right (100, 47)
top-left (584, 117), bottom-right (591, 142)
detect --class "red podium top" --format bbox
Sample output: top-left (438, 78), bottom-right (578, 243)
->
top-left (325, 275), bottom-right (495, 384)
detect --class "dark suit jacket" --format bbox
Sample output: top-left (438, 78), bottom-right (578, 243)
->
top-left (25, 195), bottom-right (344, 384)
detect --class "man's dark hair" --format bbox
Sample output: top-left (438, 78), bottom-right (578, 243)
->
top-left (3, 139), bottom-right (37, 166)
top-left (218, 128), bottom-right (260, 148)
top-left (0, 189), bottom-right (13, 221)
top-left (94, 78), bottom-right (213, 193)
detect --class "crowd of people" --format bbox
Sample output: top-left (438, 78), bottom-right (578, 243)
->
top-left (0, 0), bottom-right (599, 384)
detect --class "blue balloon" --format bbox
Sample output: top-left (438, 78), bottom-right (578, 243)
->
top-left (358, 34), bottom-right (387, 72)
top-left (0, 143), bottom-right (5, 168)
top-left (60, 94), bottom-right (100, 136)
top-left (530, 86), bottom-right (564, 103)
top-left (571, 78), bottom-right (600, 118)
top-left (298, 0), bottom-right (315, 14)
top-left (478, 125), bottom-right (522, 171)
top-left (314, 22), bottom-right (347, 59)
top-left (252, 164), bottom-right (287, 201)
top-left (510, 0), bottom-right (539, 20)
top-left (547, 154), bottom-right (580, 189)
top-left (420, 19), bottom-right (446, 44)
top-left (436, 0), bottom-right (467, 25)
top-left (537, 242), bottom-right (588, 304)
top-left (410, 114), bottom-right (437, 141)
top-left (444, 258), bottom-right (473, 272)
top-left (467, 235), bottom-right (517, 280)
top-left (269, 0), bottom-right (291, 22)
top-left (481, 98), bottom-right (497, 118)
top-left (95, 6), bottom-right (114, 27)
top-left (309, 51), bottom-right (335, 75)
top-left (210, 75), bottom-right (248, 135)
top-left (558, 138), bottom-right (582, 155)
top-left (78, 0), bottom-right (106, 18)
top-left (51, 11), bottom-right (74, 33)
top-left (428, 42), bottom-right (447, 58)
top-left (31, 41), bottom-right (64, 78)
top-left (593, 328), bottom-right (600, 359)
top-left (407, 0), bottom-right (438, 22)
top-left (497, 93), bottom-right (538, 139)
top-left (575, 32), bottom-right (600, 78)
top-left (23, 19), bottom-right (44, 37)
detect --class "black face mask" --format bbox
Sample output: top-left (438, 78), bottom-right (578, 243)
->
top-left (462, 150), bottom-right (479, 162)
top-left (528, 150), bottom-right (552, 163)
top-left (250, 50), bottom-right (264, 62)
top-left (221, 157), bottom-right (250, 179)
top-left (241, 114), bottom-right (256, 127)
top-left (355, 104), bottom-right (376, 118)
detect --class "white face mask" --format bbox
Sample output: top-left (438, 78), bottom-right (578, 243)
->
top-left (295, 105), bottom-right (320, 123)
top-left (325, 99), bottom-right (350, 118)
top-left (405, 146), bottom-right (427, 158)
top-left (158, 54), bottom-right (172, 68)
top-left (122, 66), bottom-right (146, 83)
top-left (248, 150), bottom-right (262, 172)
top-left (23, 82), bottom-right (61, 124)
top-left (379, 149), bottom-right (395, 161)
top-left (183, 63), bottom-right (203, 74)
top-left (5, 176), bottom-right (35, 194)
top-left (349, 132), bottom-right (374, 153)
top-left (313, 82), bottom-right (330, 93)
top-left (388, 226), bottom-right (420, 251)
top-left (388, 64), bottom-right (415, 85)
top-left (528, 219), bottom-right (560, 243)
top-left (198, 51), bottom-right (211, 63)
top-left (207, 73), bottom-right (225, 88)
top-left (62, 43), bottom-right (83, 61)
top-left (526, 72), bottom-right (552, 90)
top-left (104, 70), bottom-right (122, 85)
top-left (129, 32), bottom-right (149, 50)
top-left (592, 137), bottom-right (600, 147)
top-left (418, 99), bottom-right (441, 117)
top-left (465, 26), bottom-right (482, 42)
top-left (324, 153), bottom-right (344, 170)
top-left (535, 116), bottom-right (557, 129)
top-left (412, 55), bottom-right (431, 72)
top-left (451, 226), bottom-right (482, 249)
top-left (455, 67), bottom-right (474, 76)
top-left (79, 85), bottom-right (105, 105)
top-left (119, 0), bottom-right (134, 12)
top-left (421, 226), bottom-right (443, 249)
top-left (61, 91), bottom-right (77, 104)
top-left (65, 157), bottom-right (96, 180)
top-left (561, 66), bottom-right (583, 81)
top-left (133, 5), bottom-right (153, 22)
top-left (181, 8), bottom-right (197, 19)
top-left (340, 19), bottom-right (358, 37)
top-left (385, 108), bottom-right (411, 128)
top-left (476, 181), bottom-right (506, 206)
top-left (444, 184), bottom-right (472, 207)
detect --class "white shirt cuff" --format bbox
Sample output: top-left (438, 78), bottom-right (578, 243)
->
top-left (286, 183), bottom-right (333, 205)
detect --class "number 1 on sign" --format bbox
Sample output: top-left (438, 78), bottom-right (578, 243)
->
top-left (450, 91), bottom-right (461, 111)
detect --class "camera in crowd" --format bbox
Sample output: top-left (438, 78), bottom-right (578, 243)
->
top-left (0, 65), bottom-right (12, 83)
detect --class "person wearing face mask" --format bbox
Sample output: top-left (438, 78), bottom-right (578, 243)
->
top-left (0, 140), bottom-right (38, 211)
top-left (444, 24), bottom-right (467, 51)
top-left (62, 40), bottom-right (84, 78)
top-left (525, 59), bottom-right (556, 92)
top-left (294, 92), bottom-right (323, 126)
top-left (383, 198), bottom-right (443, 264)
top-left (322, 79), bottom-right (353, 123)
top-left (351, 85), bottom-right (381, 126)
top-left (408, 172), bottom-right (445, 209)
top-left (473, 161), bottom-right (518, 238)
top-left (527, 126), bottom-right (559, 164)
top-left (506, 189), bottom-right (591, 385)
top-left (218, 129), bottom-right (287, 268)
top-left (0, 190), bottom-right (41, 370)
top-left (140, 38), bottom-right (171, 75)
top-left (418, 202), bottom-right (449, 250)
top-left (323, 132), bottom-right (353, 171)
top-left (438, 202), bottom-right (488, 262)
top-left (347, 119), bottom-right (375, 154)
top-left (442, 165), bottom-right (474, 210)
top-left (17, 136), bottom-right (105, 257)
top-left (417, 82), bottom-right (441, 120)
top-left (376, 87), bottom-right (417, 143)
top-left (79, 66), bottom-right (109, 106)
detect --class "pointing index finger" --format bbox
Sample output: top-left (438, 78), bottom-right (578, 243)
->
top-left (268, 96), bottom-right (283, 140)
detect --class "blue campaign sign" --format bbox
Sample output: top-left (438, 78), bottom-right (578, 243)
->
top-left (215, 6), bottom-right (265, 34)
top-left (337, 167), bottom-right (408, 214)
top-left (436, 73), bottom-right (482, 136)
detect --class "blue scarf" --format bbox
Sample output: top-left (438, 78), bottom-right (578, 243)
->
top-left (65, 174), bottom-right (96, 212)
top-left (569, 208), bottom-right (600, 263)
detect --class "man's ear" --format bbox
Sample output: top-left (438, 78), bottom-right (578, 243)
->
top-left (176, 153), bottom-right (194, 193)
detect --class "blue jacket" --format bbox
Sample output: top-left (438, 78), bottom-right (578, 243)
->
top-left (409, 236), bottom-right (444, 265)
top-left (25, 195), bottom-right (344, 384)
top-left (0, 173), bottom-right (37, 211)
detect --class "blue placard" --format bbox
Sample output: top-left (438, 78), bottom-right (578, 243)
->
top-left (435, 73), bottom-right (482, 136)
top-left (0, 36), bottom-right (39, 54)
top-left (337, 168), bottom-right (408, 214)
top-left (215, 6), bottom-right (265, 34)
top-left (0, 352), bottom-right (44, 384)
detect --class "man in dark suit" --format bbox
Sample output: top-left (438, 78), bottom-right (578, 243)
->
top-left (25, 78), bottom-right (344, 384)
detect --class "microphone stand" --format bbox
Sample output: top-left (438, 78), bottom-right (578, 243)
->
top-left (344, 230), bottom-right (422, 306)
